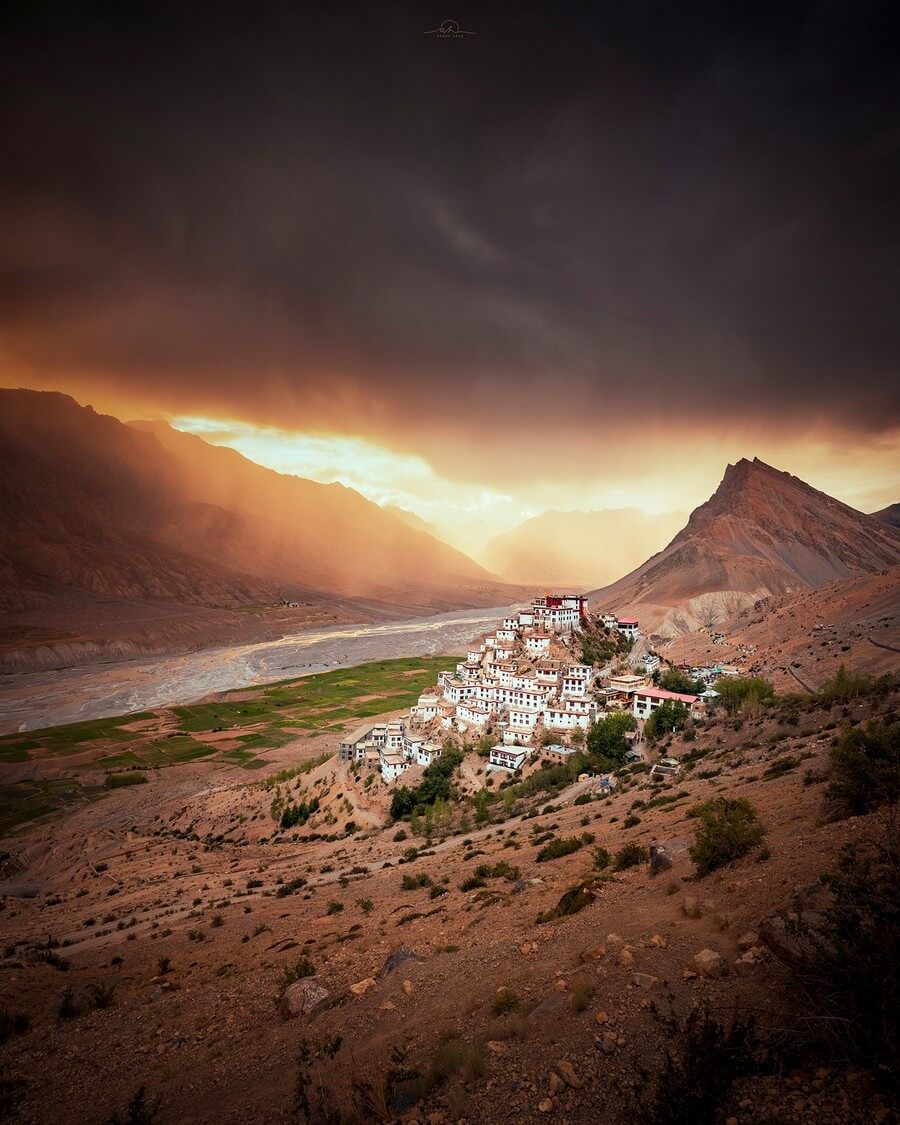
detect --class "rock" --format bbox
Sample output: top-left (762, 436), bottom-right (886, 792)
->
top-left (632, 973), bottom-right (660, 990)
top-left (401, 979), bottom-right (414, 995)
top-left (692, 949), bottom-right (727, 979)
top-left (682, 896), bottom-right (701, 919)
top-left (350, 977), bottom-right (376, 996)
top-left (512, 880), bottom-right (528, 894)
top-left (281, 977), bottom-right (331, 1020)
top-left (737, 931), bottom-right (759, 951)
top-left (759, 913), bottom-right (821, 968)
top-left (520, 941), bottom-right (537, 955)
top-left (538, 1098), bottom-right (554, 1113)
top-left (647, 933), bottom-right (668, 948)
top-left (553, 1059), bottom-right (582, 1089)
top-left (553, 978), bottom-right (568, 992)
top-left (595, 1010), bottom-right (609, 1024)
top-left (548, 1071), bottom-right (566, 1095)
top-left (487, 1040), bottom-right (507, 1055)
top-left (649, 842), bottom-right (673, 876)
top-left (606, 933), bottom-right (624, 945)
top-left (578, 945), bottom-right (606, 962)
top-left (380, 1001), bottom-right (396, 1011)
top-left (618, 946), bottom-right (634, 968)
top-left (528, 992), bottom-right (567, 1019)
top-left (380, 946), bottom-right (421, 976)
top-left (682, 969), bottom-right (697, 981)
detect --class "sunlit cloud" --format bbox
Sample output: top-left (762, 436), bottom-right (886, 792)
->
top-left (169, 416), bottom-right (517, 549)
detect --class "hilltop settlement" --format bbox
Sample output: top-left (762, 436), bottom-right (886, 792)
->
top-left (338, 595), bottom-right (719, 787)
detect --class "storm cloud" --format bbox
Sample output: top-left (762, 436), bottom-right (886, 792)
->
top-left (1, 0), bottom-right (898, 482)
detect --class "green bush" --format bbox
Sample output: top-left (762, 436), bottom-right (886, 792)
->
top-left (824, 721), bottom-right (899, 820)
top-left (593, 846), bottom-right (611, 870)
top-left (688, 797), bottom-right (765, 875)
top-left (613, 842), bottom-right (648, 870)
top-left (104, 772), bottom-right (147, 789)
top-left (537, 881), bottom-right (596, 923)
top-left (536, 836), bottom-right (584, 862)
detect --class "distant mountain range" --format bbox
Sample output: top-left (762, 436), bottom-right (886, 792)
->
top-left (588, 458), bottom-right (900, 638)
top-left (481, 509), bottom-right (685, 587)
top-left (0, 389), bottom-right (514, 616)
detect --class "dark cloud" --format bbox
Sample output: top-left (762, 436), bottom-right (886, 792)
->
top-left (1, 0), bottom-right (898, 453)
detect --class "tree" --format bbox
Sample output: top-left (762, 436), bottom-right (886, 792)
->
top-left (658, 667), bottom-right (705, 695)
top-left (586, 711), bottom-right (636, 766)
top-left (645, 700), bottom-right (690, 742)
top-left (688, 797), bottom-right (765, 875)
top-left (824, 721), bottom-right (899, 820)
top-left (713, 676), bottom-right (774, 716)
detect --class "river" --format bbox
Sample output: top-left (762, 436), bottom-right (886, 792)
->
top-left (0, 604), bottom-right (518, 734)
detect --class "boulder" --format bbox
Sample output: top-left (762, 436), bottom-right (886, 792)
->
top-left (692, 949), bottom-right (727, 979)
top-left (632, 973), bottom-right (661, 990)
top-left (379, 946), bottom-right (421, 976)
top-left (281, 977), bottom-right (331, 1020)
top-left (682, 896), bottom-right (702, 919)
top-left (350, 977), bottom-right (376, 996)
top-left (737, 931), bottom-right (759, 952)
top-left (553, 1059), bottom-right (582, 1089)
top-left (649, 842), bottom-right (673, 876)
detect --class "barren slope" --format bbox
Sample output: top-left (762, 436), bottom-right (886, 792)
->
top-left (589, 458), bottom-right (900, 638)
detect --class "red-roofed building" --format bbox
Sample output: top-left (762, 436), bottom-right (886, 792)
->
top-left (632, 687), bottom-right (704, 721)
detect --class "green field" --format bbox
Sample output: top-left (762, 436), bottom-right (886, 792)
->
top-left (0, 656), bottom-right (460, 813)
top-left (0, 778), bottom-right (105, 836)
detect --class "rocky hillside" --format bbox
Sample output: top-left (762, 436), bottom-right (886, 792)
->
top-left (589, 458), bottom-right (900, 638)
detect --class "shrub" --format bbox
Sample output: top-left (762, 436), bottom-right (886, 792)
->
top-left (571, 982), bottom-right (596, 1012)
top-left (536, 836), bottom-right (583, 862)
top-left (537, 881), bottom-right (596, 923)
top-left (401, 873), bottom-right (432, 891)
top-left (57, 986), bottom-right (80, 1020)
top-left (107, 1086), bottom-right (161, 1125)
top-left (281, 957), bottom-right (315, 989)
top-left (573, 793), bottom-right (592, 806)
top-left (104, 772), bottom-right (147, 789)
top-left (593, 846), bottom-right (611, 870)
top-left (276, 876), bottom-right (307, 898)
top-left (156, 956), bottom-right (171, 975)
top-left (713, 676), bottom-right (775, 716)
top-left (0, 1006), bottom-right (30, 1045)
top-left (688, 797), bottom-right (765, 875)
top-left (474, 861), bottom-right (520, 882)
top-left (613, 842), bottom-right (648, 871)
top-left (636, 1006), bottom-right (759, 1124)
top-left (780, 824), bottom-right (898, 1071)
top-left (88, 980), bottom-right (116, 1009)
top-left (492, 988), bottom-right (519, 1015)
top-left (326, 900), bottom-right (344, 915)
top-left (824, 721), bottom-right (899, 820)
top-left (357, 898), bottom-right (374, 915)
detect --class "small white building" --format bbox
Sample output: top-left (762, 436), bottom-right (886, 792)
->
top-left (543, 702), bottom-right (595, 731)
top-left (414, 692), bottom-right (440, 722)
top-left (615, 617), bottom-right (639, 639)
top-left (489, 744), bottom-right (529, 771)
top-left (508, 704), bottom-right (542, 731)
top-left (525, 632), bottom-right (552, 655)
top-left (380, 752), bottom-right (411, 783)
top-left (456, 700), bottom-right (492, 729)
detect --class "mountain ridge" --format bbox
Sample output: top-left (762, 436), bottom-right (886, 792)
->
top-left (588, 457), bottom-right (900, 637)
